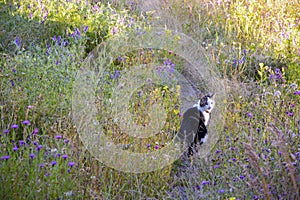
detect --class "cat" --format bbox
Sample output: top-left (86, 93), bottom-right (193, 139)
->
top-left (176, 93), bottom-right (215, 157)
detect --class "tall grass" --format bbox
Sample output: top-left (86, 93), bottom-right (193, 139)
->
top-left (0, 0), bottom-right (299, 199)
top-left (141, 0), bottom-right (299, 82)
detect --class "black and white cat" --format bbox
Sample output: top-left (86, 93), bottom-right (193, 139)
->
top-left (177, 93), bottom-right (215, 156)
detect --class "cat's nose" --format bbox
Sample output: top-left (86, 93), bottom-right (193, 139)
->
top-left (207, 107), bottom-right (211, 110)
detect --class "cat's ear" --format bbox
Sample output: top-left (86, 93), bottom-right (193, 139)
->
top-left (209, 93), bottom-right (215, 99)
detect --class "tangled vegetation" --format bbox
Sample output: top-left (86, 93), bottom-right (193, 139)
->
top-left (0, 0), bottom-right (299, 199)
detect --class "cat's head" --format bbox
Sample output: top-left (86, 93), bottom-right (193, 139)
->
top-left (197, 93), bottom-right (215, 113)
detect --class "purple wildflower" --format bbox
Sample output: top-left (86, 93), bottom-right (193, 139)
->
top-left (19, 140), bottom-right (25, 146)
top-left (63, 39), bottom-right (69, 47)
top-left (137, 91), bottom-right (142, 97)
top-left (30, 153), bottom-right (35, 159)
top-left (246, 112), bottom-right (254, 118)
top-left (169, 64), bottom-right (175, 73)
top-left (43, 10), bottom-right (48, 19)
top-left (22, 120), bottom-right (30, 125)
top-left (232, 58), bottom-right (237, 67)
top-left (39, 163), bottom-right (44, 168)
top-left (33, 128), bottom-right (38, 135)
top-left (45, 44), bottom-right (50, 55)
top-left (57, 36), bottom-right (61, 44)
top-left (291, 103), bottom-right (295, 108)
top-left (128, 17), bottom-right (134, 27)
top-left (276, 73), bottom-right (282, 80)
top-left (68, 162), bottom-right (75, 167)
top-left (10, 80), bottom-right (15, 87)
top-left (84, 25), bottom-right (89, 33)
top-left (64, 139), bottom-right (69, 144)
top-left (286, 111), bottom-right (293, 117)
top-left (11, 124), bottom-right (19, 129)
top-left (269, 74), bottom-right (275, 81)
top-left (1, 155), bottom-right (10, 160)
top-left (51, 160), bottom-right (57, 166)
top-left (15, 36), bottom-right (21, 48)
top-left (13, 146), bottom-right (18, 151)
top-left (215, 150), bottom-right (222, 154)
top-left (111, 26), bottom-right (118, 35)
top-left (28, 105), bottom-right (34, 109)
top-left (163, 59), bottom-right (171, 66)
top-left (219, 189), bottom-right (225, 194)
top-left (110, 70), bottom-right (120, 79)
top-left (214, 165), bottom-right (219, 169)
top-left (240, 175), bottom-right (245, 180)
top-left (4, 129), bottom-right (9, 134)
top-left (239, 56), bottom-right (245, 64)
top-left (55, 135), bottom-right (62, 140)
top-left (36, 145), bottom-right (43, 151)
top-left (62, 154), bottom-right (68, 160)
top-left (201, 181), bottom-right (210, 185)
top-left (74, 28), bottom-right (81, 38)
top-left (154, 145), bottom-right (159, 149)
top-left (278, 150), bottom-right (282, 156)
top-left (232, 158), bottom-right (237, 162)
top-left (294, 90), bottom-right (300, 95)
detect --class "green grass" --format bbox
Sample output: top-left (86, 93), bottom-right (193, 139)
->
top-left (0, 0), bottom-right (299, 199)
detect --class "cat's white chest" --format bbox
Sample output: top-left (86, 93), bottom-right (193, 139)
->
top-left (193, 102), bottom-right (210, 126)
top-left (203, 112), bottom-right (210, 126)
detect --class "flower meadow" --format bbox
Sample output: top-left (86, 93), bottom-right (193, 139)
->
top-left (1, 0), bottom-right (299, 199)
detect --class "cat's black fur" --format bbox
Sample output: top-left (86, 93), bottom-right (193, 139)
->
top-left (176, 94), bottom-right (214, 157)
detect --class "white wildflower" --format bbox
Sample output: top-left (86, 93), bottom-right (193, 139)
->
top-left (274, 91), bottom-right (281, 98)
top-left (64, 191), bottom-right (73, 197)
top-left (51, 148), bottom-right (57, 153)
top-left (289, 83), bottom-right (298, 89)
